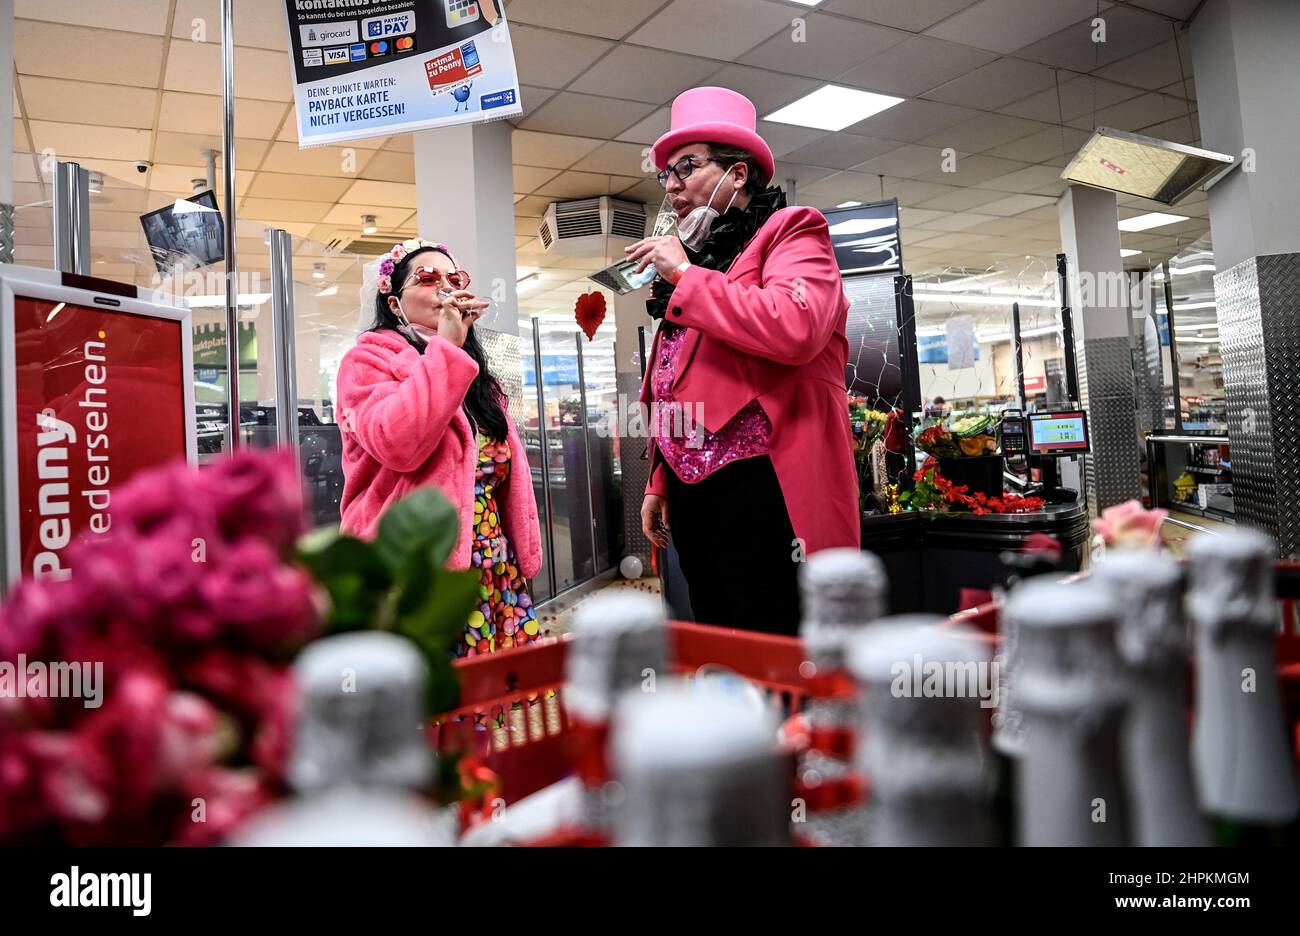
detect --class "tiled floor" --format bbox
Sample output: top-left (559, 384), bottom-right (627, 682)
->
top-left (536, 576), bottom-right (663, 639)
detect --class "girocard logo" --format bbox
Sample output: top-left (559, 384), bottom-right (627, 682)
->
top-left (299, 20), bottom-right (358, 47)
top-left (425, 45), bottom-right (482, 93)
top-left (363, 11), bottom-right (415, 39)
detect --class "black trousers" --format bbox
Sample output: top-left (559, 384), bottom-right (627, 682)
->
top-left (664, 455), bottom-right (802, 636)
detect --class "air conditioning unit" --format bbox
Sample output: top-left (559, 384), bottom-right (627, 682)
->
top-left (539, 197), bottom-right (648, 257)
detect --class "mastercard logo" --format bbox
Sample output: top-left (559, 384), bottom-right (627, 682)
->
top-left (395, 35), bottom-right (415, 51)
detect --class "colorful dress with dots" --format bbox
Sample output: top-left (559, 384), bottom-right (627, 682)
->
top-left (458, 433), bottom-right (541, 658)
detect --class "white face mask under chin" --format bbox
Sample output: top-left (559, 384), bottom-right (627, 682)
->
top-left (677, 164), bottom-right (740, 251)
top-left (393, 298), bottom-right (437, 344)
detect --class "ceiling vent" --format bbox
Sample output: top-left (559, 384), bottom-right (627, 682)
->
top-left (539, 197), bottom-right (647, 257)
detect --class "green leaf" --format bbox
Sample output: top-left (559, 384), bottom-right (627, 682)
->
top-left (295, 526), bottom-right (393, 632)
top-left (373, 487), bottom-right (461, 576)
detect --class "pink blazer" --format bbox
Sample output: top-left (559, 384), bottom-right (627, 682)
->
top-left (335, 329), bottom-right (543, 579)
top-left (640, 205), bottom-right (861, 556)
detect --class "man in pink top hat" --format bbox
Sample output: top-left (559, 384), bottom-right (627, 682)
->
top-left (626, 86), bottom-right (859, 636)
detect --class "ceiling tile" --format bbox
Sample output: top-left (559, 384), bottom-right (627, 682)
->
top-left (158, 92), bottom-right (289, 140)
top-left (1092, 34), bottom-right (1195, 91)
top-left (163, 40), bottom-right (292, 102)
top-left (834, 35), bottom-right (999, 98)
top-left (238, 198), bottom-right (331, 224)
top-left (509, 25), bottom-right (617, 89)
top-left (614, 106), bottom-right (670, 144)
top-left (1138, 112), bottom-right (1202, 147)
top-left (261, 141), bottom-right (384, 176)
top-left (533, 171), bottom-right (636, 199)
top-left (925, 57), bottom-right (1059, 109)
top-left (924, 0), bottom-right (1099, 54)
top-left (518, 92), bottom-right (656, 138)
top-left (15, 21), bottom-right (165, 87)
top-left (569, 141), bottom-right (655, 177)
top-left (628, 0), bottom-right (795, 62)
top-left (754, 120), bottom-right (829, 159)
top-left (568, 45), bottom-right (721, 105)
top-left (851, 144), bottom-right (947, 179)
top-left (277, 115), bottom-right (387, 148)
top-left (148, 164), bottom-right (253, 195)
top-left (1012, 5), bottom-right (1168, 71)
top-left (774, 162), bottom-right (841, 190)
top-left (885, 178), bottom-right (963, 205)
top-left (16, 0), bottom-right (170, 34)
top-left (911, 212), bottom-right (1001, 233)
top-left (356, 150), bottom-right (415, 184)
top-left (915, 187), bottom-right (1011, 211)
top-left (999, 75), bottom-right (1142, 123)
top-left (781, 134), bottom-right (901, 170)
top-left (502, 0), bottom-right (669, 40)
top-left (845, 98), bottom-right (981, 141)
top-left (976, 193), bottom-right (1059, 216)
top-left (1067, 92), bottom-right (1185, 133)
top-left (514, 195), bottom-right (553, 218)
top-left (821, 0), bottom-right (983, 32)
top-left (514, 164), bottom-right (562, 192)
top-left (513, 130), bottom-right (604, 169)
top-left (737, 13), bottom-right (905, 80)
top-left (319, 203), bottom-right (413, 229)
top-left (28, 121), bottom-right (153, 162)
top-left (515, 86), bottom-right (558, 121)
top-left (800, 170), bottom-right (887, 202)
top-left (19, 77), bottom-right (156, 129)
top-left (171, 0), bottom-right (292, 51)
top-left (703, 65), bottom-right (823, 117)
top-left (338, 179), bottom-right (417, 206)
top-left (980, 164), bottom-right (1066, 192)
top-left (981, 125), bottom-right (1091, 162)
top-left (919, 113), bottom-right (1047, 152)
top-left (910, 153), bottom-right (1033, 185)
top-left (966, 215), bottom-right (1043, 234)
top-left (246, 171), bottom-right (352, 202)
top-left (153, 132), bottom-right (269, 167)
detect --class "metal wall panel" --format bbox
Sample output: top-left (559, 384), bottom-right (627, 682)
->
top-left (0, 202), bottom-right (13, 264)
top-left (1216, 252), bottom-right (1300, 557)
top-left (1079, 335), bottom-right (1143, 515)
top-left (617, 369), bottom-right (654, 569)
top-left (476, 326), bottom-right (524, 427)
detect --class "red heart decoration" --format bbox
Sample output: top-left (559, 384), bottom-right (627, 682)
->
top-left (575, 291), bottom-right (607, 341)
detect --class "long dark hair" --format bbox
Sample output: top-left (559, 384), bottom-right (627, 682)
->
top-left (370, 246), bottom-right (508, 442)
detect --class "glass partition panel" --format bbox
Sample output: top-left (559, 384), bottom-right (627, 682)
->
top-left (518, 317), bottom-right (554, 603)
top-left (577, 316), bottom-right (622, 575)
top-left (11, 152), bottom-right (54, 270)
top-left (1166, 236), bottom-right (1224, 433)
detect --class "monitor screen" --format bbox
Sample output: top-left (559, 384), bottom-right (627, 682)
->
top-left (140, 191), bottom-right (224, 274)
top-left (1028, 410), bottom-right (1090, 455)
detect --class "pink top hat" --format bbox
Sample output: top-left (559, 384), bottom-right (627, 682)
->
top-left (652, 87), bottom-right (776, 182)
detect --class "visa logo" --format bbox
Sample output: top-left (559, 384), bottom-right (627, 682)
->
top-left (323, 46), bottom-right (350, 65)
top-left (362, 12), bottom-right (414, 39)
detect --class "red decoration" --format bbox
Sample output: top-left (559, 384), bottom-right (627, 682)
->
top-left (574, 291), bottom-right (607, 341)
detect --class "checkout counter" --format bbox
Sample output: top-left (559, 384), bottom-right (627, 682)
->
top-left (860, 408), bottom-right (1092, 614)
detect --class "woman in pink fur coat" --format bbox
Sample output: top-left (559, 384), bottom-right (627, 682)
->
top-left (336, 238), bottom-right (543, 658)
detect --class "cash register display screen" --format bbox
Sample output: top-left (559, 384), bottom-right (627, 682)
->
top-left (1028, 412), bottom-right (1089, 453)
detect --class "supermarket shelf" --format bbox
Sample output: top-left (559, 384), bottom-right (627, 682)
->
top-left (1171, 501), bottom-right (1235, 524)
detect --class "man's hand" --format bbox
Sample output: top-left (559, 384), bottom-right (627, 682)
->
top-left (625, 235), bottom-right (688, 281)
top-left (641, 494), bottom-right (670, 549)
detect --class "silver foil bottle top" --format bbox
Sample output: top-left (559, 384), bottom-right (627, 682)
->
top-left (1093, 550), bottom-right (1187, 672)
top-left (287, 631), bottom-right (434, 795)
top-left (565, 591), bottom-right (668, 722)
top-left (1187, 527), bottom-right (1277, 640)
top-left (799, 548), bottom-right (888, 669)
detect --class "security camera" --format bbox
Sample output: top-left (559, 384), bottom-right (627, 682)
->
top-left (134, 160), bottom-right (152, 174)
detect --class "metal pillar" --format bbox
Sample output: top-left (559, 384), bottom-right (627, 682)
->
top-left (220, 0), bottom-right (240, 450)
top-left (52, 161), bottom-right (91, 275)
top-left (268, 229), bottom-right (299, 450)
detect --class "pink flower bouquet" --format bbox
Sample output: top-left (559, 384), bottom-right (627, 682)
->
top-left (1091, 499), bottom-right (1168, 550)
top-left (0, 450), bottom-right (322, 846)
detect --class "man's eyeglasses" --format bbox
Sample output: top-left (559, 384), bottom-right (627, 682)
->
top-left (404, 265), bottom-right (471, 292)
top-left (656, 155), bottom-right (730, 189)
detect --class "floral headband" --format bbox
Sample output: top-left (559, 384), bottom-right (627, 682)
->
top-left (377, 238), bottom-right (455, 296)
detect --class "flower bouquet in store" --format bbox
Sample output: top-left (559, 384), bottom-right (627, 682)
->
top-left (912, 411), bottom-right (1004, 499)
top-left (1089, 499), bottom-right (1168, 559)
top-left (902, 457), bottom-right (1045, 516)
top-left (0, 452), bottom-right (321, 846)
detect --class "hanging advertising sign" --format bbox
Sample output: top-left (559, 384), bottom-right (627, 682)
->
top-left (0, 267), bottom-right (196, 587)
top-left (282, 0), bottom-right (523, 147)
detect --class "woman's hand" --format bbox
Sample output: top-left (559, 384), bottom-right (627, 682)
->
top-left (435, 289), bottom-right (486, 347)
top-left (625, 235), bottom-right (688, 281)
top-left (641, 494), bottom-right (670, 549)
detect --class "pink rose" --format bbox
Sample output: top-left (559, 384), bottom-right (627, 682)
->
top-left (198, 539), bottom-right (320, 650)
top-left (196, 450), bottom-right (305, 555)
top-left (182, 651), bottom-right (297, 779)
top-left (1091, 499), bottom-right (1168, 549)
top-left (171, 767), bottom-right (276, 846)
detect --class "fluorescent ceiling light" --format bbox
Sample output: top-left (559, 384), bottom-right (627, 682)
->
top-left (517, 273), bottom-right (541, 294)
top-left (836, 200), bottom-right (863, 208)
top-left (1169, 263), bottom-right (1215, 275)
top-left (1117, 212), bottom-right (1188, 232)
top-left (765, 84), bottom-right (903, 132)
top-left (1060, 127), bottom-right (1233, 205)
top-left (786, 0), bottom-right (824, 5)
top-left (1171, 300), bottom-right (1216, 310)
top-left (1120, 249), bottom-right (1142, 258)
